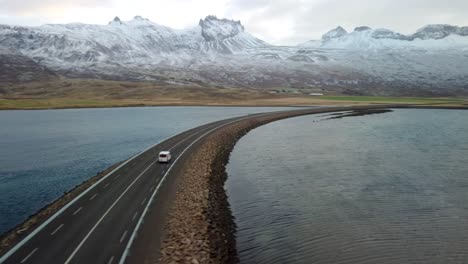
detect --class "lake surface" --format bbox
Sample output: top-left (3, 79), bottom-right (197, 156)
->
top-left (0, 106), bottom-right (295, 234)
top-left (226, 109), bottom-right (468, 264)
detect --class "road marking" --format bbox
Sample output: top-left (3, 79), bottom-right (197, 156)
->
top-left (103, 183), bottom-right (110, 188)
top-left (50, 224), bottom-right (64, 235)
top-left (167, 138), bottom-right (188, 151)
top-left (0, 115), bottom-right (209, 264)
top-left (168, 125), bottom-right (213, 152)
top-left (107, 256), bottom-right (115, 264)
top-left (119, 231), bottom-right (128, 244)
top-left (89, 193), bottom-right (98, 201)
top-left (64, 160), bottom-right (157, 264)
top-left (118, 113), bottom-right (275, 264)
top-left (149, 185), bottom-right (155, 192)
top-left (131, 211), bottom-right (138, 222)
top-left (20, 248), bottom-right (38, 263)
top-left (114, 174), bottom-right (120, 179)
top-left (73, 207), bottom-right (83, 216)
top-left (0, 111), bottom-right (289, 264)
top-left (140, 197), bottom-right (147, 206)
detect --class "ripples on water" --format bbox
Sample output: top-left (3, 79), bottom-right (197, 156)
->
top-left (0, 106), bottom-right (295, 234)
top-left (226, 109), bottom-right (468, 264)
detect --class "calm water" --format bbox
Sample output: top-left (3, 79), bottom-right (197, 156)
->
top-left (0, 106), bottom-right (295, 234)
top-left (226, 109), bottom-right (468, 264)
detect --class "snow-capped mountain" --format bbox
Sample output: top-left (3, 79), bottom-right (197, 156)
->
top-left (1, 17), bottom-right (467, 96)
top-left (0, 15), bottom-right (266, 65)
top-left (320, 24), bottom-right (468, 49)
top-left (413, 25), bottom-right (468, 40)
top-left (0, 48), bottom-right (57, 86)
top-left (322, 26), bottom-right (348, 42)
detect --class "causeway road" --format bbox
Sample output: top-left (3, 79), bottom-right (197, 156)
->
top-left (0, 106), bottom-right (391, 264)
top-left (0, 109), bottom-right (303, 264)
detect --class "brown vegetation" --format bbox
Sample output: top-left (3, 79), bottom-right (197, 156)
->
top-left (4, 78), bottom-right (459, 110)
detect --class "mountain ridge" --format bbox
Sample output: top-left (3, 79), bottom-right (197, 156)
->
top-left (0, 16), bottom-right (467, 96)
top-left (318, 24), bottom-right (468, 44)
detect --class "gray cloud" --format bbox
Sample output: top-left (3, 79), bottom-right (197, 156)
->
top-left (0, 0), bottom-right (112, 14)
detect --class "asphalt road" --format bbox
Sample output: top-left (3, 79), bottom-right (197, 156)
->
top-left (0, 111), bottom-right (283, 264)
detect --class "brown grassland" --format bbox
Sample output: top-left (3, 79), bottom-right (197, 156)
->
top-left (1, 78), bottom-right (467, 110)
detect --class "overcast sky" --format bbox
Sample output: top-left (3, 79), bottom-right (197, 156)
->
top-left (1, 0), bottom-right (467, 45)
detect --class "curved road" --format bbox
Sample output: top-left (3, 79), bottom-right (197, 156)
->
top-left (0, 110), bottom-right (305, 264)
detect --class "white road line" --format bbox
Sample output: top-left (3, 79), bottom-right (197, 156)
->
top-left (168, 126), bottom-right (212, 152)
top-left (104, 183), bottom-right (110, 188)
top-left (114, 174), bottom-right (120, 179)
top-left (20, 248), bottom-right (38, 263)
top-left (140, 197), bottom-right (147, 206)
top-left (64, 160), bottom-right (157, 264)
top-left (167, 137), bottom-right (189, 151)
top-left (50, 224), bottom-right (64, 236)
top-left (118, 113), bottom-right (276, 264)
top-left (149, 185), bottom-right (155, 192)
top-left (131, 212), bottom-right (138, 222)
top-left (72, 207), bottom-right (83, 216)
top-left (119, 231), bottom-right (128, 244)
top-left (0, 111), bottom-right (232, 264)
top-left (0, 110), bottom-right (291, 264)
top-left (89, 193), bottom-right (98, 201)
top-left (107, 256), bottom-right (115, 264)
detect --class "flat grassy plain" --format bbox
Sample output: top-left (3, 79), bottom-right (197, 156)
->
top-left (1, 79), bottom-right (467, 109)
top-left (319, 96), bottom-right (467, 105)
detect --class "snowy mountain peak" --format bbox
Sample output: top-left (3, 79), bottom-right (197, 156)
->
top-left (371, 28), bottom-right (409, 40)
top-left (198, 15), bottom-right (245, 41)
top-left (318, 23), bottom-right (468, 48)
top-left (413, 24), bottom-right (468, 39)
top-left (322, 26), bottom-right (348, 41)
top-left (109, 16), bottom-right (123, 25)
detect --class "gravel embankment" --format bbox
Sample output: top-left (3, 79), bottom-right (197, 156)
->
top-left (157, 107), bottom-right (384, 264)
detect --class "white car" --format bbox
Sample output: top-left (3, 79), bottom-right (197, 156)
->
top-left (158, 151), bottom-right (171, 163)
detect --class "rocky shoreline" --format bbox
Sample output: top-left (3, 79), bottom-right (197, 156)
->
top-left (0, 106), bottom-right (384, 259)
top-left (3, 105), bottom-right (467, 262)
top-left (157, 106), bottom-right (397, 263)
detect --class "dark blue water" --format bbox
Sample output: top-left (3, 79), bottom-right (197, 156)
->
top-left (0, 106), bottom-right (295, 234)
top-left (226, 109), bottom-right (468, 264)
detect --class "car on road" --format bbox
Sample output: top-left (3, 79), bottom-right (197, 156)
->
top-left (158, 151), bottom-right (171, 163)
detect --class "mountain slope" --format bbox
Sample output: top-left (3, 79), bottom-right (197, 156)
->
top-left (0, 48), bottom-right (57, 88)
top-left (320, 25), bottom-right (468, 50)
top-left (0, 18), bottom-right (467, 96)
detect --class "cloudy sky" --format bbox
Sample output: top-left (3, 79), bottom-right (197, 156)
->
top-left (1, 0), bottom-right (467, 45)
